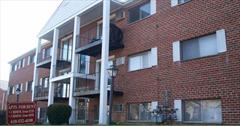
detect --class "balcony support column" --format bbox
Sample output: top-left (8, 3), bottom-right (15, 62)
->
top-left (99, 0), bottom-right (110, 125)
top-left (69, 16), bottom-right (80, 124)
top-left (32, 38), bottom-right (41, 101)
top-left (48, 28), bottom-right (59, 106)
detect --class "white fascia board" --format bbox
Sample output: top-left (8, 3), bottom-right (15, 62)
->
top-left (50, 73), bottom-right (72, 83)
top-left (38, 0), bottom-right (102, 38)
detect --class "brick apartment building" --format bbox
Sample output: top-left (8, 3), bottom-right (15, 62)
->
top-left (7, 47), bottom-right (51, 122)
top-left (0, 80), bottom-right (8, 110)
top-left (7, 0), bottom-right (240, 124)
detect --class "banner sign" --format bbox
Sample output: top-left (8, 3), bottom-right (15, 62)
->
top-left (7, 102), bottom-right (36, 125)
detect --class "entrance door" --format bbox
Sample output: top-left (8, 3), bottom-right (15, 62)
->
top-left (77, 99), bottom-right (89, 123)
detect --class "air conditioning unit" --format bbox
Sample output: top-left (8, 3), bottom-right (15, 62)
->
top-left (115, 10), bottom-right (125, 21)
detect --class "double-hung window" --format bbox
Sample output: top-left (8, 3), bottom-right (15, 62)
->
top-left (128, 47), bottom-right (158, 72)
top-left (129, 51), bottom-right (151, 71)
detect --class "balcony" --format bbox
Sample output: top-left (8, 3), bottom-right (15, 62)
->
top-left (76, 23), bottom-right (124, 56)
top-left (74, 76), bottom-right (123, 98)
top-left (34, 83), bottom-right (69, 102)
top-left (36, 52), bottom-right (52, 69)
top-left (34, 85), bottom-right (49, 101)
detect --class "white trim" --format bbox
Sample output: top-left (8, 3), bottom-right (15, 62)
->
top-left (173, 41), bottom-right (181, 62)
top-left (25, 82), bottom-right (28, 92)
top-left (150, 0), bottom-right (156, 14)
top-left (37, 107), bottom-right (40, 119)
top-left (96, 55), bottom-right (115, 63)
top-left (85, 56), bottom-right (90, 74)
top-left (151, 101), bottom-right (158, 111)
top-left (22, 58), bottom-right (25, 68)
top-left (216, 29), bottom-right (227, 53)
top-left (50, 74), bottom-right (72, 83)
top-left (171, 0), bottom-right (178, 7)
top-left (174, 100), bottom-right (182, 122)
top-left (150, 47), bottom-right (158, 66)
top-left (27, 56), bottom-right (31, 65)
top-left (38, 0), bottom-right (102, 38)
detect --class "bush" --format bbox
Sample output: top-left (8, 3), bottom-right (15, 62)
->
top-left (0, 110), bottom-right (6, 125)
top-left (47, 104), bottom-right (72, 125)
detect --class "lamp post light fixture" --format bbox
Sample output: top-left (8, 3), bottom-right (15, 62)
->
top-left (16, 87), bottom-right (21, 103)
top-left (107, 64), bottom-right (118, 124)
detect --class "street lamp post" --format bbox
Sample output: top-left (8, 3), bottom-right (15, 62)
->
top-left (16, 87), bottom-right (21, 103)
top-left (107, 64), bottom-right (118, 124)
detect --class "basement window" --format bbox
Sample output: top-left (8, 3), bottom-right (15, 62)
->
top-left (113, 104), bottom-right (124, 112)
top-left (128, 102), bottom-right (152, 121)
top-left (183, 99), bottom-right (222, 123)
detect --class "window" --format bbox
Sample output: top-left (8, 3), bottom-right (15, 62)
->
top-left (43, 77), bottom-right (49, 88)
top-left (18, 60), bottom-right (22, 69)
top-left (28, 54), bottom-right (35, 65)
top-left (113, 104), bottom-right (124, 112)
top-left (178, 0), bottom-right (190, 4)
top-left (128, 102), bottom-right (152, 121)
top-left (16, 84), bottom-right (23, 92)
top-left (9, 86), bottom-right (14, 95)
top-left (30, 55), bottom-right (35, 64)
top-left (45, 47), bottom-right (52, 58)
top-left (22, 58), bottom-right (25, 68)
top-left (12, 63), bottom-right (17, 72)
top-left (38, 107), bottom-right (47, 123)
top-left (61, 38), bottom-right (72, 62)
top-left (173, 29), bottom-right (227, 62)
top-left (181, 34), bottom-right (217, 61)
top-left (171, 0), bottom-right (191, 6)
top-left (79, 55), bottom-right (87, 74)
top-left (26, 81), bottom-right (33, 92)
top-left (39, 77), bottom-right (49, 88)
top-left (128, 1), bottom-right (151, 23)
top-left (184, 100), bottom-right (222, 123)
top-left (129, 51), bottom-right (151, 71)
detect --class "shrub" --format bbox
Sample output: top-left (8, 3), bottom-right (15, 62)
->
top-left (0, 110), bottom-right (6, 125)
top-left (47, 104), bottom-right (72, 125)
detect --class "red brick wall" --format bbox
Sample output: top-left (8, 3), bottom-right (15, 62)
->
top-left (8, 48), bottom-right (50, 108)
top-left (106, 0), bottom-right (240, 124)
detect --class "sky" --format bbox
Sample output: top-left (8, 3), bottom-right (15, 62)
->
top-left (0, 0), bottom-right (62, 82)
